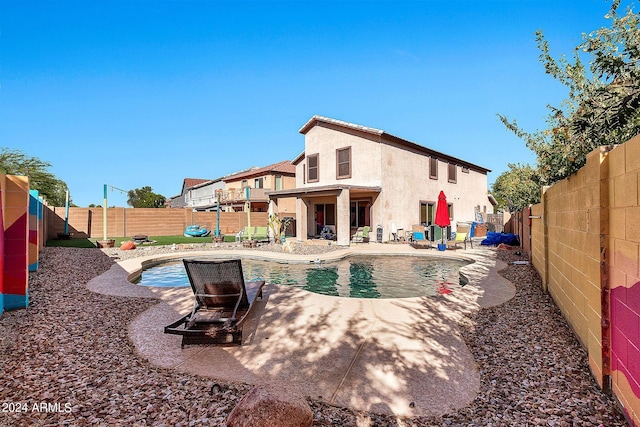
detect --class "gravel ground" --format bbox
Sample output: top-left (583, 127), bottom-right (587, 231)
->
top-left (0, 245), bottom-right (628, 426)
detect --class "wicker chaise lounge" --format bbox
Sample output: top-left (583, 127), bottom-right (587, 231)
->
top-left (164, 259), bottom-right (265, 347)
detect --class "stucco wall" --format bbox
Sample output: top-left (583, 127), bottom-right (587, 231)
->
top-left (298, 124), bottom-right (383, 188)
top-left (187, 181), bottom-right (224, 208)
top-left (378, 140), bottom-right (490, 236)
top-left (297, 122), bottom-right (492, 242)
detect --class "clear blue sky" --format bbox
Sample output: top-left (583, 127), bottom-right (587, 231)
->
top-left (0, 0), bottom-right (622, 207)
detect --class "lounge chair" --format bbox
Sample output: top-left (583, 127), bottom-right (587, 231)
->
top-left (410, 224), bottom-right (432, 249)
top-left (351, 226), bottom-right (370, 243)
top-left (164, 259), bottom-right (266, 347)
top-left (447, 223), bottom-right (473, 250)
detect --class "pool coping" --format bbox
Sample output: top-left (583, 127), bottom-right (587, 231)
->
top-left (87, 243), bottom-right (515, 417)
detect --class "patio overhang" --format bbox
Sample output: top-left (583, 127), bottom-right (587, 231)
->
top-left (266, 184), bottom-right (381, 199)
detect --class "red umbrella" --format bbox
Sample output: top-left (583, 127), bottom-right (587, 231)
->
top-left (435, 191), bottom-right (450, 228)
top-left (435, 191), bottom-right (450, 244)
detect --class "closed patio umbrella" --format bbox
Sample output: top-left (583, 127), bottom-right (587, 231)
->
top-left (435, 191), bottom-right (450, 246)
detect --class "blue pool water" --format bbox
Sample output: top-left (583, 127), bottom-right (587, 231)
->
top-left (138, 255), bottom-right (470, 299)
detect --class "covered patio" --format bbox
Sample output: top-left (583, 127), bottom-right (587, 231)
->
top-left (267, 184), bottom-right (381, 246)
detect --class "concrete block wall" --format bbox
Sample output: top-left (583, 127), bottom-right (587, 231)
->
top-left (28, 190), bottom-right (43, 271)
top-left (543, 148), bottom-right (606, 387)
top-left (45, 207), bottom-right (270, 240)
top-left (530, 137), bottom-right (640, 426)
top-left (530, 202), bottom-right (546, 291)
top-left (608, 136), bottom-right (640, 426)
top-left (0, 174), bottom-right (30, 314)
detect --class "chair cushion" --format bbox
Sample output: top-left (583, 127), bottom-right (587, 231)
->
top-left (414, 232), bottom-right (424, 240)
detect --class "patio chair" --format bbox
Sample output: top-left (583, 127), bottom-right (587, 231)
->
top-left (410, 224), bottom-right (432, 249)
top-left (351, 226), bottom-right (370, 243)
top-left (164, 259), bottom-right (266, 347)
top-left (447, 223), bottom-right (473, 250)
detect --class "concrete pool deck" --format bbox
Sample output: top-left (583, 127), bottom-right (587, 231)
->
top-left (87, 243), bottom-right (515, 417)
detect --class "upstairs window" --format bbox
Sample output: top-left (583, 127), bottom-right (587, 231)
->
top-left (275, 175), bottom-right (282, 190)
top-left (254, 177), bottom-right (263, 188)
top-left (336, 147), bottom-right (351, 179)
top-left (307, 154), bottom-right (319, 182)
top-left (448, 163), bottom-right (457, 183)
top-left (429, 157), bottom-right (438, 179)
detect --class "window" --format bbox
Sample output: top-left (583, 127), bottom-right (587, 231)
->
top-left (254, 177), bottom-right (263, 189)
top-left (448, 163), bottom-right (457, 183)
top-left (336, 147), bottom-right (351, 179)
top-left (307, 154), bottom-right (319, 182)
top-left (429, 157), bottom-right (438, 179)
top-left (275, 175), bottom-right (282, 190)
top-left (420, 201), bottom-right (436, 226)
top-left (241, 179), bottom-right (248, 187)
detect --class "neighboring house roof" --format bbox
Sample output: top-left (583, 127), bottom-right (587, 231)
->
top-left (223, 160), bottom-right (295, 182)
top-left (298, 115), bottom-right (491, 174)
top-left (181, 178), bottom-right (211, 194)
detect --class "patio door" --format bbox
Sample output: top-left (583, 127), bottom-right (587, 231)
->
top-left (350, 200), bottom-right (370, 228)
top-left (421, 201), bottom-right (451, 241)
top-left (315, 204), bottom-right (335, 235)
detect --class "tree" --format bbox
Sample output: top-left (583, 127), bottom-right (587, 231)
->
top-left (491, 164), bottom-right (543, 212)
top-left (127, 186), bottom-right (166, 208)
top-left (0, 147), bottom-right (70, 206)
top-left (495, 0), bottom-right (640, 206)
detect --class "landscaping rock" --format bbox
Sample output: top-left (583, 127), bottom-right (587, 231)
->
top-left (226, 382), bottom-right (312, 427)
top-left (0, 246), bottom-right (627, 426)
top-left (120, 240), bottom-right (136, 250)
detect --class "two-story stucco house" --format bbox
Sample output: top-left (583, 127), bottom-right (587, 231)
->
top-left (268, 115), bottom-right (494, 246)
top-left (222, 160), bottom-right (296, 213)
top-left (168, 161), bottom-right (296, 213)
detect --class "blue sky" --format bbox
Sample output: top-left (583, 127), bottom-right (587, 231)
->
top-left (0, 0), bottom-right (622, 207)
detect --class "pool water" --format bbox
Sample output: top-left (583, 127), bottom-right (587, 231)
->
top-left (138, 255), bottom-right (470, 299)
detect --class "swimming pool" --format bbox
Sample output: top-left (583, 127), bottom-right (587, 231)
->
top-left (137, 255), bottom-right (470, 299)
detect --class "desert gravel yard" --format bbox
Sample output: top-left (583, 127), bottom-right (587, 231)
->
top-left (0, 245), bottom-right (628, 426)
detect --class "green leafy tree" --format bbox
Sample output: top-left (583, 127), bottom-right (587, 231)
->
top-left (0, 147), bottom-right (70, 206)
top-left (491, 164), bottom-right (543, 212)
top-left (495, 0), bottom-right (640, 207)
top-left (127, 186), bottom-right (166, 208)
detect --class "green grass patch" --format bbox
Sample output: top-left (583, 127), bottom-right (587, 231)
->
top-left (46, 238), bottom-right (97, 248)
top-left (46, 235), bottom-right (216, 248)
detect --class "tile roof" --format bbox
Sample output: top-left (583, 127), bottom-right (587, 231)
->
top-left (182, 178), bottom-right (211, 190)
top-left (223, 160), bottom-right (295, 181)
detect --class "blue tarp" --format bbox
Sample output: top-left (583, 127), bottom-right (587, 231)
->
top-left (480, 232), bottom-right (520, 246)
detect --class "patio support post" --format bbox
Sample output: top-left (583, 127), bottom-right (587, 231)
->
top-left (336, 188), bottom-right (350, 246)
top-left (296, 198), bottom-right (308, 242)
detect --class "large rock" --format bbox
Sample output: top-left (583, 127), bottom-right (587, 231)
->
top-left (226, 382), bottom-right (313, 427)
